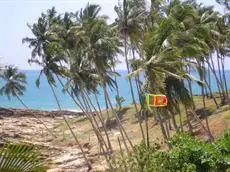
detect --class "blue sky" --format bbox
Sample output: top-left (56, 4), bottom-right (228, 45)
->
top-left (0, 0), bottom-right (228, 70)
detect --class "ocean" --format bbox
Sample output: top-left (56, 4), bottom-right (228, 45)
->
top-left (0, 70), bottom-right (230, 111)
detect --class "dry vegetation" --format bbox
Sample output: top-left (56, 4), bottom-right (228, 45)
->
top-left (0, 95), bottom-right (230, 171)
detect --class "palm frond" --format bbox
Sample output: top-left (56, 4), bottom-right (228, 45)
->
top-left (0, 142), bottom-right (46, 172)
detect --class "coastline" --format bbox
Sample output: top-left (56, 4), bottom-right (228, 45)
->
top-left (0, 107), bottom-right (85, 118)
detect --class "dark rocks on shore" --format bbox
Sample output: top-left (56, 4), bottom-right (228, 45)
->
top-left (0, 108), bottom-right (85, 118)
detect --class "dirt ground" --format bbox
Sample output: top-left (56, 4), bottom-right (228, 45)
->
top-left (0, 113), bottom-right (92, 172)
top-left (1, 100), bottom-right (230, 171)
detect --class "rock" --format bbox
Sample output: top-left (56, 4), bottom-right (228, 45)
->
top-left (0, 108), bottom-right (86, 118)
top-left (0, 107), bottom-right (14, 116)
top-left (0, 108), bottom-right (92, 172)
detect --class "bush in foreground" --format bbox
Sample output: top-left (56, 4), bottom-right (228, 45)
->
top-left (112, 131), bottom-right (230, 172)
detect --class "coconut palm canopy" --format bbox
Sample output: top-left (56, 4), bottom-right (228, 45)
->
top-left (22, 0), bottom-right (230, 145)
top-left (0, 65), bottom-right (27, 100)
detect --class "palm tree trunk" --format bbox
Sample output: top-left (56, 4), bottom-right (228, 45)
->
top-left (207, 65), bottom-right (212, 98)
top-left (104, 92), bottom-right (110, 119)
top-left (84, 92), bottom-right (113, 152)
top-left (47, 81), bottom-right (91, 169)
top-left (204, 79), bottom-right (219, 108)
top-left (178, 109), bottom-right (183, 132)
top-left (94, 94), bottom-right (103, 116)
top-left (144, 110), bottom-right (149, 146)
top-left (124, 32), bottom-right (138, 112)
top-left (117, 136), bottom-right (128, 171)
top-left (170, 111), bottom-right (179, 132)
top-left (112, 65), bottom-right (122, 110)
top-left (185, 106), bottom-right (193, 133)
top-left (55, 76), bottom-right (111, 162)
top-left (81, 93), bottom-right (110, 154)
top-left (165, 119), bottom-right (170, 138)
top-left (221, 55), bottom-right (229, 101)
top-left (190, 110), bottom-right (214, 140)
top-left (103, 84), bottom-right (134, 149)
top-left (208, 56), bottom-right (222, 97)
top-left (209, 55), bottom-right (226, 103)
top-left (217, 53), bottom-right (223, 91)
top-left (155, 110), bottom-right (171, 148)
top-left (102, 85), bottom-right (130, 152)
top-left (217, 53), bottom-right (227, 104)
top-left (74, 94), bottom-right (110, 155)
top-left (131, 43), bottom-right (142, 101)
top-left (130, 43), bottom-right (145, 143)
top-left (186, 65), bottom-right (195, 109)
top-left (200, 61), bottom-right (213, 140)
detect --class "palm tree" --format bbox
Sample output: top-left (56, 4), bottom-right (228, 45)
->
top-left (0, 65), bottom-right (55, 137)
top-left (114, 0), bottom-right (147, 143)
top-left (80, 3), bottom-right (134, 151)
top-left (0, 65), bottom-right (27, 104)
top-left (56, 3), bottom-right (134, 152)
top-left (129, 0), bottom-right (217, 143)
top-left (23, 9), bottom-right (92, 169)
top-left (114, 0), bottom-right (146, 112)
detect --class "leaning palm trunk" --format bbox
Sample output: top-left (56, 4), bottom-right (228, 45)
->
top-left (14, 94), bottom-right (57, 138)
top-left (55, 76), bottom-right (111, 160)
top-left (131, 44), bottom-right (146, 142)
top-left (217, 53), bottom-right (227, 103)
top-left (201, 84), bottom-right (213, 140)
top-left (81, 92), bottom-right (111, 153)
top-left (208, 55), bottom-right (226, 103)
top-left (131, 44), bottom-right (142, 102)
top-left (165, 119), bottom-right (170, 138)
top-left (200, 61), bottom-right (213, 140)
top-left (217, 54), bottom-right (223, 90)
top-left (112, 65), bottom-right (121, 110)
top-left (47, 81), bottom-right (91, 170)
top-left (178, 109), bottom-right (183, 132)
top-left (204, 78), bottom-right (219, 108)
top-left (190, 110), bottom-right (214, 140)
top-left (70, 93), bottom-right (110, 157)
top-left (143, 109), bottom-right (149, 146)
top-left (207, 56), bottom-right (222, 99)
top-left (124, 33), bottom-right (138, 112)
top-left (205, 64), bottom-right (219, 107)
top-left (221, 55), bottom-right (229, 102)
top-left (169, 110), bottom-right (179, 132)
top-left (155, 110), bottom-right (171, 148)
top-left (55, 76), bottom-right (114, 162)
top-left (85, 93), bottom-right (113, 152)
top-left (186, 65), bottom-right (195, 109)
top-left (104, 92), bottom-right (110, 119)
top-left (94, 94), bottom-right (103, 116)
top-left (103, 84), bottom-right (134, 149)
top-left (102, 84), bottom-right (130, 152)
top-left (185, 107), bottom-right (193, 133)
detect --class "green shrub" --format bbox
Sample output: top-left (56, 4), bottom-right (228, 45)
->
top-left (111, 131), bottom-right (230, 172)
top-left (169, 132), bottom-right (229, 172)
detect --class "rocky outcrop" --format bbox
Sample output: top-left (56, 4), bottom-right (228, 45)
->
top-left (0, 108), bottom-right (91, 171)
top-left (0, 108), bottom-right (85, 118)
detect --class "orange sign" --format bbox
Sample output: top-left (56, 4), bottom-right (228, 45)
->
top-left (146, 94), bottom-right (167, 107)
